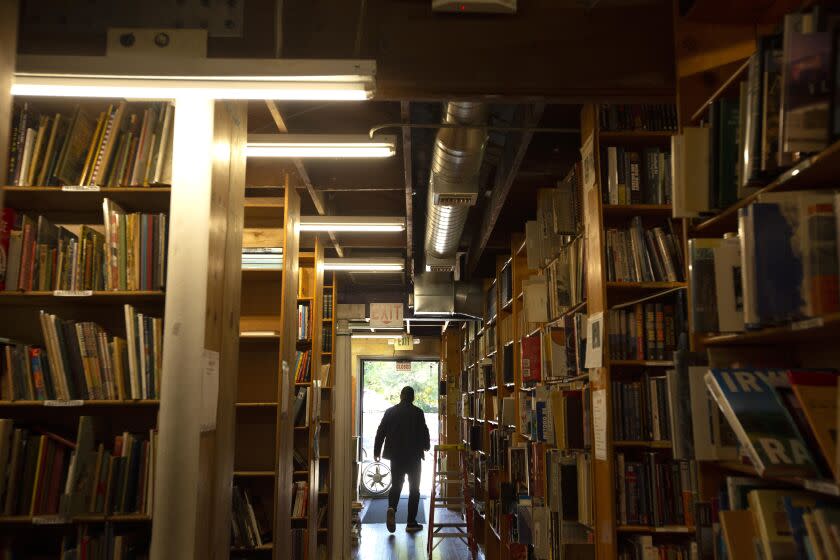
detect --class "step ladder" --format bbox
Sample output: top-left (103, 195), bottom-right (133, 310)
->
top-left (427, 444), bottom-right (475, 559)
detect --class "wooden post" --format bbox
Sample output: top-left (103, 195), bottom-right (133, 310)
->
top-left (0, 0), bottom-right (18, 188)
top-left (151, 99), bottom-right (247, 559)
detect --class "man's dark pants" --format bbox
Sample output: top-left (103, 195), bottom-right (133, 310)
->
top-left (388, 457), bottom-right (422, 523)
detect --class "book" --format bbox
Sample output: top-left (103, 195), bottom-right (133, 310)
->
top-left (705, 368), bottom-right (818, 477)
top-left (712, 234), bottom-right (745, 332)
top-left (750, 489), bottom-right (815, 560)
top-left (671, 127), bottom-right (710, 218)
top-left (786, 370), bottom-right (839, 478)
top-left (719, 510), bottom-right (758, 560)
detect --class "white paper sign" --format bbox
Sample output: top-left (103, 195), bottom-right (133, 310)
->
top-left (200, 349), bottom-right (220, 432)
top-left (584, 312), bottom-right (604, 369)
top-left (62, 185), bottom-right (100, 192)
top-left (369, 303), bottom-right (403, 328)
top-left (53, 290), bottom-right (93, 297)
top-left (580, 133), bottom-right (596, 192)
top-left (593, 389), bottom-right (607, 461)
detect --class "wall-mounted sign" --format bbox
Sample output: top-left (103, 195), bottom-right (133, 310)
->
top-left (369, 303), bottom-right (404, 328)
top-left (395, 360), bottom-right (412, 371)
top-left (394, 336), bottom-right (414, 351)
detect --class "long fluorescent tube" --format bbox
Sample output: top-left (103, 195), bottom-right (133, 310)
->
top-left (352, 333), bottom-right (406, 339)
top-left (323, 258), bottom-right (404, 272)
top-left (300, 216), bottom-right (405, 232)
top-left (246, 134), bottom-right (395, 158)
top-left (13, 56), bottom-right (375, 100)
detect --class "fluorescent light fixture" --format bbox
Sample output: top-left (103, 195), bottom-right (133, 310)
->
top-left (246, 134), bottom-right (395, 158)
top-left (13, 55), bottom-right (375, 100)
top-left (299, 216), bottom-right (405, 232)
top-left (323, 258), bottom-right (404, 272)
top-left (352, 333), bottom-right (406, 339)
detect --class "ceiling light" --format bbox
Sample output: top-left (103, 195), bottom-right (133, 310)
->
top-left (352, 333), bottom-right (406, 339)
top-left (323, 258), bottom-right (404, 272)
top-left (13, 56), bottom-right (375, 100)
top-left (300, 216), bottom-right (405, 232)
top-left (246, 134), bottom-right (395, 158)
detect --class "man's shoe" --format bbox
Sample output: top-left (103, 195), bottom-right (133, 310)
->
top-left (386, 507), bottom-right (396, 533)
top-left (405, 522), bottom-right (423, 533)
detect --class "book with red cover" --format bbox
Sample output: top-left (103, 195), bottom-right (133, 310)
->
top-left (0, 209), bottom-right (16, 291)
top-left (521, 333), bottom-right (542, 383)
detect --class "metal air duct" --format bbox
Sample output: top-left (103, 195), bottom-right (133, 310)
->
top-left (423, 101), bottom-right (488, 272)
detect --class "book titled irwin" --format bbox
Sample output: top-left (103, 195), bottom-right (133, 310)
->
top-left (705, 368), bottom-right (817, 477)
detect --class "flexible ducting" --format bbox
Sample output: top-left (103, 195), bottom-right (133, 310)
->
top-left (423, 102), bottom-right (488, 270)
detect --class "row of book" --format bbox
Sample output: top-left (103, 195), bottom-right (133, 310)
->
top-left (60, 525), bottom-right (149, 560)
top-left (1, 305), bottom-right (162, 402)
top-left (294, 350), bottom-right (311, 384)
top-left (607, 299), bottom-right (684, 361)
top-left (519, 385), bottom-right (589, 450)
top-left (599, 146), bottom-right (673, 206)
top-left (714, 482), bottom-right (840, 559)
top-left (619, 537), bottom-right (693, 560)
top-left (545, 236), bottom-right (585, 321)
top-left (597, 103), bottom-right (678, 132)
top-left (615, 453), bottom-right (695, 527)
top-left (0, 204), bottom-right (167, 292)
top-left (689, 191), bottom-right (840, 333)
top-left (322, 288), bottom-right (333, 319)
top-left (0, 417), bottom-right (155, 518)
top-left (605, 217), bottom-right (684, 283)
top-left (241, 247), bottom-right (282, 271)
top-left (297, 303), bottom-right (311, 341)
top-left (611, 375), bottom-right (672, 442)
top-left (322, 322), bottom-right (332, 354)
top-left (524, 182), bottom-right (579, 270)
top-left (674, 7), bottom-right (840, 218)
top-left (8, 101), bottom-right (173, 188)
top-left (291, 481), bottom-right (308, 518)
top-left (231, 485), bottom-right (271, 549)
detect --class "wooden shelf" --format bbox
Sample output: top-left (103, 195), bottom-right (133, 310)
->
top-left (701, 312), bottom-right (840, 346)
top-left (712, 461), bottom-right (840, 497)
top-left (690, 58), bottom-right (750, 122)
top-left (231, 544), bottom-right (274, 552)
top-left (0, 291), bottom-right (165, 305)
top-left (598, 130), bottom-right (674, 140)
top-left (616, 525), bottom-right (691, 534)
top-left (0, 186), bottom-right (171, 214)
top-left (0, 513), bottom-right (152, 525)
top-left (613, 440), bottom-right (672, 449)
top-left (606, 281), bottom-right (686, 290)
top-left (692, 138), bottom-right (840, 237)
top-left (0, 399), bottom-right (159, 408)
top-left (610, 360), bottom-right (674, 367)
top-left (235, 402), bottom-right (278, 409)
top-left (233, 471), bottom-right (276, 478)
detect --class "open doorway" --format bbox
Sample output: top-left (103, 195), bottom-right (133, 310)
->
top-left (358, 359), bottom-right (440, 524)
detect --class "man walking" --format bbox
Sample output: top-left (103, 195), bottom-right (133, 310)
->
top-left (374, 386), bottom-right (430, 534)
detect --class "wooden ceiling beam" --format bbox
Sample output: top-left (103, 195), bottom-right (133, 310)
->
top-left (264, 99), bottom-right (344, 257)
top-left (467, 103), bottom-right (545, 275)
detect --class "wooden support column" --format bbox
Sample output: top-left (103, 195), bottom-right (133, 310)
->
top-left (0, 0), bottom-right (18, 188)
top-left (151, 99), bottom-right (247, 559)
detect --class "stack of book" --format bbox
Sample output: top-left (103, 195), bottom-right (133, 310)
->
top-left (60, 526), bottom-right (150, 559)
top-left (615, 452), bottom-right (695, 527)
top-left (1, 202), bottom-right (167, 293)
top-left (322, 288), bottom-right (333, 319)
top-left (297, 303), bottom-right (310, 341)
top-left (598, 146), bottom-right (673, 205)
top-left (611, 375), bottom-right (672, 442)
top-left (605, 217), bottom-right (684, 283)
top-left (241, 247), bottom-right (282, 271)
top-left (231, 485), bottom-right (271, 549)
top-left (607, 300), bottom-right (683, 361)
top-left (294, 350), bottom-right (311, 383)
top-left (291, 481), bottom-right (308, 518)
top-left (597, 104), bottom-right (678, 132)
top-left (0, 416), bottom-right (155, 519)
top-left (689, 192), bottom-right (840, 333)
top-left (0, 307), bottom-right (161, 401)
top-left (8, 101), bottom-right (174, 188)
top-left (674, 6), bottom-right (840, 217)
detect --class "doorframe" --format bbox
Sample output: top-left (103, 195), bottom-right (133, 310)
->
top-left (356, 356), bottom-right (441, 457)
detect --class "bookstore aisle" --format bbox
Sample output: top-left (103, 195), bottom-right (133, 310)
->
top-left (7, 1), bottom-right (840, 559)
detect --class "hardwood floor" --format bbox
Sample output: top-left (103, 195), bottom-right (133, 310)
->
top-left (352, 506), bottom-right (482, 560)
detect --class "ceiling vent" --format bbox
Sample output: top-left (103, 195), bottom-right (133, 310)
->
top-left (432, 0), bottom-right (517, 13)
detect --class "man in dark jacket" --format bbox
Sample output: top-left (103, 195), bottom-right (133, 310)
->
top-left (374, 385), bottom-right (430, 534)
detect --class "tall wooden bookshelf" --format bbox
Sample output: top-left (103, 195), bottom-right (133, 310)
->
top-left (0, 96), bottom-right (250, 558)
top-left (317, 269), bottom-right (337, 559)
top-left (579, 103), bottom-right (687, 559)
top-left (233, 182), bottom-right (301, 559)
